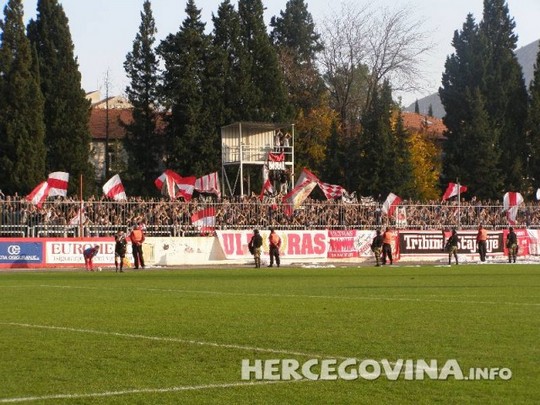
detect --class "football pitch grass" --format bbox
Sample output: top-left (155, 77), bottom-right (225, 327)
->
top-left (0, 264), bottom-right (538, 404)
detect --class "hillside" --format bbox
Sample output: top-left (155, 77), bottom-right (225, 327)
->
top-left (405, 39), bottom-right (539, 118)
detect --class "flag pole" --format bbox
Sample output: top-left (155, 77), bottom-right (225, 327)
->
top-left (79, 174), bottom-right (83, 238)
top-left (457, 178), bottom-right (461, 228)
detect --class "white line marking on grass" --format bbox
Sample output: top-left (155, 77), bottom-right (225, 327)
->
top-left (0, 380), bottom-right (295, 403)
top-left (0, 322), bottom-right (349, 360)
top-left (7, 284), bottom-right (540, 307)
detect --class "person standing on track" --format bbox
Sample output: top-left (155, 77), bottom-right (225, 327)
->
top-left (476, 224), bottom-right (488, 262)
top-left (130, 223), bottom-right (145, 269)
top-left (382, 227), bottom-right (394, 265)
top-left (268, 228), bottom-right (281, 267)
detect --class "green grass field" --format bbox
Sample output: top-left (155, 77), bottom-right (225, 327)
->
top-left (0, 264), bottom-right (538, 404)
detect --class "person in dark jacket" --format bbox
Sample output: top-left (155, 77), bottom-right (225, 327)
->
top-left (506, 227), bottom-right (518, 263)
top-left (248, 229), bottom-right (263, 268)
top-left (114, 230), bottom-right (127, 272)
top-left (371, 229), bottom-right (383, 266)
top-left (445, 228), bottom-right (459, 265)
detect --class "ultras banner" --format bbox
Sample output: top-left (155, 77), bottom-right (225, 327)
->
top-left (216, 230), bottom-right (328, 260)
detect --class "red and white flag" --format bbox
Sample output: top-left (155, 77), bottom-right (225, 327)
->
top-left (155, 170), bottom-right (196, 201)
top-left (503, 192), bottom-right (523, 225)
top-left (102, 174), bottom-right (127, 201)
top-left (195, 172), bottom-right (221, 198)
top-left (282, 168), bottom-right (319, 216)
top-left (259, 164), bottom-right (275, 200)
top-left (382, 192), bottom-right (402, 217)
top-left (318, 182), bottom-right (345, 200)
top-left (26, 181), bottom-right (49, 207)
top-left (69, 203), bottom-right (86, 225)
top-left (442, 182), bottom-right (467, 201)
top-left (47, 172), bottom-right (69, 197)
top-left (191, 207), bottom-right (216, 233)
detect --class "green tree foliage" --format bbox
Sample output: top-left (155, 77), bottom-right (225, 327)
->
top-left (123, 0), bottom-right (162, 195)
top-left (158, 0), bottom-right (218, 176)
top-left (27, 0), bottom-right (94, 195)
top-left (238, 0), bottom-right (291, 122)
top-left (0, 0), bottom-right (46, 194)
top-left (414, 99), bottom-right (419, 114)
top-left (441, 2), bottom-right (528, 199)
top-left (479, 0), bottom-right (528, 191)
top-left (526, 44), bottom-right (540, 191)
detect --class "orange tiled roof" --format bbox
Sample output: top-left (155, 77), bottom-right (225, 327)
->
top-left (401, 111), bottom-right (446, 138)
top-left (89, 108), bottom-right (133, 140)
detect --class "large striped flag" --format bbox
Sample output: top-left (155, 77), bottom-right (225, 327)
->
top-left (382, 192), bottom-right (402, 217)
top-left (282, 168), bottom-right (319, 216)
top-left (442, 182), bottom-right (467, 201)
top-left (503, 192), bottom-right (523, 225)
top-left (47, 172), bottom-right (69, 197)
top-left (102, 174), bottom-right (127, 201)
top-left (26, 172), bottom-right (70, 207)
top-left (191, 207), bottom-right (216, 234)
top-left (195, 172), bottom-right (221, 198)
top-left (26, 181), bottom-right (49, 207)
top-left (155, 170), bottom-right (196, 201)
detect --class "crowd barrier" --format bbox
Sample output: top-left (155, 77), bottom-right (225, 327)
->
top-left (2, 199), bottom-right (540, 237)
top-left (1, 228), bottom-right (539, 270)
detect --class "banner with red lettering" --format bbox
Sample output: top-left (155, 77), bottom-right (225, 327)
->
top-left (216, 230), bottom-right (328, 260)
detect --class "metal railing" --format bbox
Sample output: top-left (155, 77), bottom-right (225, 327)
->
top-left (1, 197), bottom-right (539, 237)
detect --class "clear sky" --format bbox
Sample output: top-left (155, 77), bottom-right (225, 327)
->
top-left (9, 0), bottom-right (540, 106)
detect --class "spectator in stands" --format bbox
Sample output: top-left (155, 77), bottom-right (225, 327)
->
top-left (130, 223), bottom-right (145, 269)
top-left (83, 245), bottom-right (100, 271)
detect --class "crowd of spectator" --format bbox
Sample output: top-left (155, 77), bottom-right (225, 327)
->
top-left (0, 193), bottom-right (539, 238)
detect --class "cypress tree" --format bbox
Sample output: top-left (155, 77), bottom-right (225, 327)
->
top-left (479, 0), bottom-right (528, 191)
top-left (527, 44), bottom-right (540, 190)
top-left (414, 99), bottom-right (419, 114)
top-left (238, 0), bottom-right (291, 121)
top-left (123, 0), bottom-right (162, 195)
top-left (158, 0), bottom-right (217, 175)
top-left (27, 0), bottom-right (94, 195)
top-left (0, 0), bottom-right (46, 194)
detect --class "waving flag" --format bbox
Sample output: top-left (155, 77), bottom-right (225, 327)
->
top-left (382, 192), bottom-right (402, 217)
top-left (282, 168), bottom-right (319, 216)
top-left (155, 170), bottom-right (196, 201)
top-left (195, 172), bottom-right (221, 198)
top-left (503, 192), bottom-right (523, 225)
top-left (26, 171), bottom-right (70, 207)
top-left (47, 172), bottom-right (69, 197)
top-left (318, 182), bottom-right (345, 200)
top-left (191, 207), bottom-right (216, 233)
top-left (102, 174), bottom-right (127, 201)
top-left (442, 182), bottom-right (467, 201)
top-left (259, 164), bottom-right (275, 200)
top-left (26, 181), bottom-right (49, 207)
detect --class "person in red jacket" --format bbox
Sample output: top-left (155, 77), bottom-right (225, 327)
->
top-left (268, 228), bottom-right (282, 267)
top-left (130, 223), bottom-right (145, 269)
